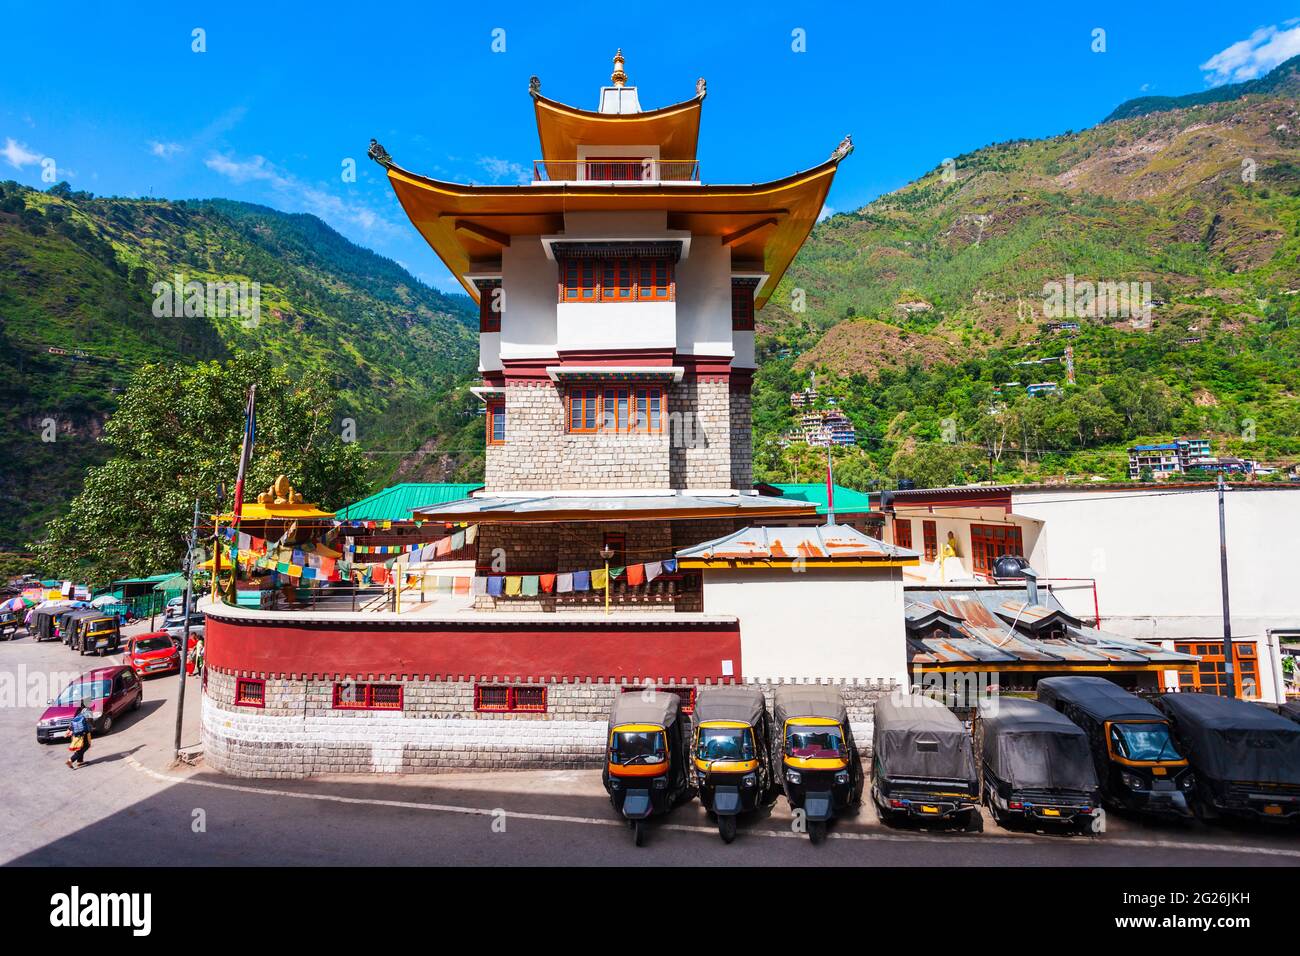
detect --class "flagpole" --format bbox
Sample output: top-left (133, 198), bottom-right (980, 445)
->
top-left (225, 385), bottom-right (257, 604)
top-left (825, 444), bottom-right (836, 526)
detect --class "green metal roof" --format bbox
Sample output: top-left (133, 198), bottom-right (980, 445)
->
top-left (110, 573), bottom-right (178, 586)
top-left (335, 483), bottom-right (484, 522)
top-left (757, 483), bottom-right (879, 516)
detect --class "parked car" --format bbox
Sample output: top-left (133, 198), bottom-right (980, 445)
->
top-left (35, 666), bottom-right (143, 742)
top-left (125, 632), bottom-right (181, 678)
top-left (164, 613), bottom-right (205, 642)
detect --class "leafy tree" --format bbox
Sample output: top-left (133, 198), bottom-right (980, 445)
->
top-left (33, 351), bottom-right (370, 583)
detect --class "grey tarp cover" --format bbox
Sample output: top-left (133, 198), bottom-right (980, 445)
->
top-left (1037, 676), bottom-right (1165, 722)
top-left (694, 685), bottom-right (766, 726)
top-left (873, 693), bottom-right (976, 784)
top-left (608, 691), bottom-right (680, 731)
top-left (1159, 693), bottom-right (1300, 785)
top-left (979, 697), bottom-right (1098, 791)
top-left (773, 685), bottom-right (848, 728)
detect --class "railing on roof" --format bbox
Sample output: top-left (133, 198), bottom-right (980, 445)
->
top-left (532, 159), bottom-right (700, 183)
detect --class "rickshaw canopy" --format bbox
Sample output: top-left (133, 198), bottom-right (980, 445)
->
top-left (873, 693), bottom-right (976, 784)
top-left (608, 691), bottom-right (681, 731)
top-left (978, 697), bottom-right (1098, 792)
top-left (773, 685), bottom-right (848, 728)
top-left (694, 685), bottom-right (766, 727)
top-left (1159, 693), bottom-right (1300, 786)
top-left (1037, 676), bottom-right (1165, 723)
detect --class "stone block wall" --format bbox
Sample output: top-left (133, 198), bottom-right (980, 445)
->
top-left (203, 669), bottom-right (899, 778)
top-left (729, 388), bottom-right (753, 491)
top-left (485, 379), bottom-right (743, 492)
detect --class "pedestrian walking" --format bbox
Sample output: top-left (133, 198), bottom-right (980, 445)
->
top-left (66, 699), bottom-right (93, 769)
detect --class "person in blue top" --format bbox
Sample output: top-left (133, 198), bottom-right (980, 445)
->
top-left (66, 699), bottom-right (93, 769)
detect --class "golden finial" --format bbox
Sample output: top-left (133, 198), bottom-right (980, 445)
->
top-left (611, 48), bottom-right (627, 88)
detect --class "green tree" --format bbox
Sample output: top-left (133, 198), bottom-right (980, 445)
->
top-left (33, 352), bottom-right (370, 583)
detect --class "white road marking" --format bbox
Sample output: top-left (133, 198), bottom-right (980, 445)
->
top-left (125, 757), bottom-right (1300, 858)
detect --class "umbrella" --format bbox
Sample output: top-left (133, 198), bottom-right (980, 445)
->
top-left (89, 594), bottom-right (118, 607)
top-left (0, 596), bottom-right (24, 613)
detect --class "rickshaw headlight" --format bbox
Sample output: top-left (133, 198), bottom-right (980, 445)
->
top-left (835, 771), bottom-right (850, 786)
top-left (1120, 771), bottom-right (1145, 791)
top-left (742, 773), bottom-right (757, 788)
top-left (785, 769), bottom-right (801, 785)
top-left (1180, 773), bottom-right (1195, 789)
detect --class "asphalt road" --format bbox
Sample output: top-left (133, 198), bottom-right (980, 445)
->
top-left (3, 629), bottom-right (1299, 867)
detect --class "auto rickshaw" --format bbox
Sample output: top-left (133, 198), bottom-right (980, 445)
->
top-left (28, 604), bottom-right (68, 642)
top-left (602, 691), bottom-right (692, 846)
top-left (772, 686), bottom-right (864, 844)
top-left (975, 697), bottom-right (1101, 832)
top-left (62, 608), bottom-right (101, 649)
top-left (872, 692), bottom-right (982, 831)
top-left (75, 613), bottom-right (123, 656)
top-left (0, 609), bottom-right (20, 640)
top-left (691, 685), bottom-right (774, 843)
top-left (1158, 692), bottom-right (1300, 823)
top-left (1038, 677), bottom-right (1193, 819)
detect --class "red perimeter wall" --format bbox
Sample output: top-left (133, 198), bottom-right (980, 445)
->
top-left (205, 613), bottom-right (742, 681)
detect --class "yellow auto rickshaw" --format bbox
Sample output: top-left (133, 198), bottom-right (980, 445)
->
top-left (691, 685), bottom-right (774, 843)
top-left (602, 691), bottom-right (692, 847)
top-left (772, 686), bottom-right (864, 844)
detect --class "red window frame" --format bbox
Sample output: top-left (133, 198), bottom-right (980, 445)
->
top-left (1174, 642), bottom-right (1260, 699)
top-left (731, 280), bottom-right (756, 331)
top-left (566, 385), bottom-right (664, 434)
top-left (558, 257), bottom-right (674, 303)
top-left (893, 519), bottom-right (913, 549)
top-left (922, 520), bottom-right (938, 562)
top-left (332, 682), bottom-right (403, 711)
top-left (234, 677), bottom-right (265, 708)
top-left (474, 684), bottom-right (549, 713)
top-left (637, 258), bottom-right (672, 301)
top-left (600, 258), bottom-right (635, 302)
top-left (478, 280), bottom-right (502, 333)
top-left (486, 400), bottom-right (505, 445)
top-left (970, 524), bottom-right (1025, 576)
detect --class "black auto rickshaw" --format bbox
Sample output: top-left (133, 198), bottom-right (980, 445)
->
top-left (75, 613), bottom-right (122, 656)
top-left (60, 607), bottom-right (95, 647)
top-left (975, 697), bottom-right (1101, 832)
top-left (602, 691), bottom-right (692, 846)
top-left (691, 685), bottom-right (774, 843)
top-left (0, 609), bottom-right (19, 639)
top-left (1158, 692), bottom-right (1300, 823)
top-left (772, 686), bottom-right (864, 844)
top-left (30, 603), bottom-right (74, 642)
top-left (872, 692), bottom-right (982, 831)
top-left (1038, 677), bottom-right (1193, 819)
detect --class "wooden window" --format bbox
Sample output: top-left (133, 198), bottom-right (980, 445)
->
top-left (600, 258), bottom-right (635, 301)
top-left (333, 682), bottom-right (403, 711)
top-left (1174, 642), bottom-right (1260, 699)
top-left (602, 386), bottom-right (631, 432)
top-left (560, 257), bottom-right (673, 303)
top-left (474, 685), bottom-right (549, 713)
top-left (731, 280), bottom-right (756, 331)
top-left (234, 677), bottom-right (265, 708)
top-left (970, 523), bottom-right (1025, 576)
top-left (637, 258), bottom-right (673, 301)
top-left (922, 521), bottom-right (938, 562)
top-left (893, 519), bottom-right (912, 549)
top-left (486, 400), bottom-right (505, 445)
top-left (603, 531), bottom-right (627, 567)
top-left (567, 387), bottom-right (600, 433)
top-left (634, 386), bottom-right (663, 432)
top-left (478, 280), bottom-right (501, 333)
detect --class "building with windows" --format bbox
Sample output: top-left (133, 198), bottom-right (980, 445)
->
top-left (199, 55), bottom-right (917, 778)
top-left (1127, 437), bottom-right (1213, 478)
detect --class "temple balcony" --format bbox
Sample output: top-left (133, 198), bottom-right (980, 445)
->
top-left (532, 159), bottom-right (700, 184)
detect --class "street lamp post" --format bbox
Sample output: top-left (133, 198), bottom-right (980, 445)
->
top-left (1216, 472), bottom-right (1236, 698)
top-left (172, 498), bottom-right (201, 763)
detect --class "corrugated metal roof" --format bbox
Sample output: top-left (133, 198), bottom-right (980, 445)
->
top-left (757, 482), bottom-right (879, 516)
top-left (676, 524), bottom-right (917, 561)
top-left (336, 483), bottom-right (484, 521)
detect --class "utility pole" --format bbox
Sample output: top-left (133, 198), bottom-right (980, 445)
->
top-left (825, 443), bottom-right (836, 526)
top-left (1216, 473), bottom-right (1236, 698)
top-left (173, 498), bottom-right (200, 762)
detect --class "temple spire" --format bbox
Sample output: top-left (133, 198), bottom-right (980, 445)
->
top-left (611, 48), bottom-right (627, 88)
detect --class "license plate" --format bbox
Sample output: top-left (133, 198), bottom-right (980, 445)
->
top-left (1151, 766), bottom-right (1166, 776)
top-left (921, 805), bottom-right (939, 814)
top-left (1041, 807), bottom-right (1061, 817)
top-left (1264, 804), bottom-right (1283, 815)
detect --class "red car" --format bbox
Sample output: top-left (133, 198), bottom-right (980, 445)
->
top-left (126, 631), bottom-right (181, 677)
top-left (36, 666), bottom-right (142, 742)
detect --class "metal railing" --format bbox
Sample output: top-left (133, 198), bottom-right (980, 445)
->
top-left (532, 159), bottom-right (700, 182)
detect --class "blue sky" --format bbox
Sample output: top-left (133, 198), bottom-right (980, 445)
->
top-left (3, 2), bottom-right (1298, 294)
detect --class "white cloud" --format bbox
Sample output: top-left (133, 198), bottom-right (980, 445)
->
top-left (205, 151), bottom-right (400, 238)
top-left (149, 140), bottom-right (184, 159)
top-left (817, 204), bottom-right (834, 222)
top-left (2, 137), bottom-right (44, 169)
top-left (1200, 23), bottom-right (1300, 86)
top-left (478, 156), bottom-right (531, 184)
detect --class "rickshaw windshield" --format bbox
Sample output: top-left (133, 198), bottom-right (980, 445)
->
top-left (698, 726), bottom-right (755, 761)
top-left (787, 724), bottom-right (844, 759)
top-left (1110, 722), bottom-right (1181, 762)
top-left (611, 730), bottom-right (666, 766)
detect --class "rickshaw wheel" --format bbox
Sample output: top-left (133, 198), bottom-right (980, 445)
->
top-left (718, 815), bottom-right (737, 844)
top-left (963, 809), bottom-right (984, 833)
top-left (632, 819), bottom-right (646, 847)
top-left (808, 820), bottom-right (827, 845)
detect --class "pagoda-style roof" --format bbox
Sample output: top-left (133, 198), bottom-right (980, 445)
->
top-left (530, 88), bottom-right (704, 163)
top-left (380, 154), bottom-right (845, 310)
